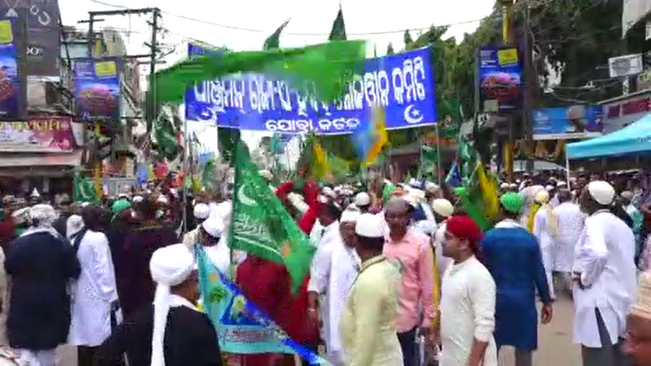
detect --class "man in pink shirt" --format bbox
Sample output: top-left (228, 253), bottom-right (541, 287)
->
top-left (384, 198), bottom-right (436, 366)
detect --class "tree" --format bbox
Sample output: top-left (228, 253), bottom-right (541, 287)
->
top-left (386, 42), bottom-right (395, 55)
top-left (403, 30), bottom-right (414, 48)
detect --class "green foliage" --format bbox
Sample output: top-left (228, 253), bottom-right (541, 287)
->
top-left (386, 42), bottom-right (395, 55)
top-left (525, 0), bottom-right (624, 103)
top-left (403, 30), bottom-right (414, 48)
top-left (329, 7), bottom-right (347, 41)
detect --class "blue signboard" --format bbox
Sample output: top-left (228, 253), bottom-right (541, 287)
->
top-left (74, 57), bottom-right (121, 123)
top-left (185, 45), bottom-right (437, 135)
top-left (479, 46), bottom-right (522, 112)
top-left (533, 106), bottom-right (604, 140)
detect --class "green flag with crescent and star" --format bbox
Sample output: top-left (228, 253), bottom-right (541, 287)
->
top-left (228, 142), bottom-right (316, 293)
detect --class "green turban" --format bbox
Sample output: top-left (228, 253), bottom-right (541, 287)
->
top-left (499, 192), bottom-right (525, 215)
top-left (111, 199), bottom-right (131, 214)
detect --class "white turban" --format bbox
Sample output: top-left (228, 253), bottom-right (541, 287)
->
top-left (534, 190), bottom-right (550, 204)
top-left (157, 195), bottom-right (169, 205)
top-left (133, 195), bottom-right (144, 203)
top-left (587, 181), bottom-right (615, 206)
top-left (29, 204), bottom-right (58, 226)
top-left (149, 244), bottom-right (196, 366)
top-left (193, 203), bottom-right (210, 220)
top-left (66, 215), bottom-right (84, 240)
top-left (201, 217), bottom-right (225, 238)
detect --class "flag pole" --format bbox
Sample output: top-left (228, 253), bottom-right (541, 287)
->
top-left (435, 123), bottom-right (442, 186)
top-left (181, 114), bottom-right (189, 234)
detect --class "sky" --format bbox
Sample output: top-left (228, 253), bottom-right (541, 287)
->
top-left (60, 0), bottom-right (494, 160)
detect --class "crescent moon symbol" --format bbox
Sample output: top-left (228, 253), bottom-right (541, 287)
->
top-left (404, 105), bottom-right (424, 124)
top-left (238, 184), bottom-right (257, 206)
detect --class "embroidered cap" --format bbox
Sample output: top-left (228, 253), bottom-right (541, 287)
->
top-left (355, 213), bottom-right (384, 238)
top-left (587, 181), bottom-right (615, 206)
top-left (355, 192), bottom-right (371, 207)
top-left (534, 190), bottom-right (550, 204)
top-left (432, 199), bottom-right (454, 218)
top-left (193, 203), bottom-right (210, 220)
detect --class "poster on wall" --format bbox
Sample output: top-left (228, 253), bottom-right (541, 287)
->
top-left (533, 105), bottom-right (603, 140)
top-left (479, 46), bottom-right (522, 112)
top-left (74, 57), bottom-right (121, 123)
top-left (0, 19), bottom-right (21, 120)
top-left (185, 44), bottom-right (438, 135)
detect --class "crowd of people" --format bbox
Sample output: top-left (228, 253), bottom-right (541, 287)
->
top-left (0, 169), bottom-right (647, 366)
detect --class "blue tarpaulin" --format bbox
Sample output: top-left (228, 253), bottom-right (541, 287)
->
top-left (566, 114), bottom-right (651, 159)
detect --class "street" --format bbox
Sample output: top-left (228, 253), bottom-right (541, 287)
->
top-left (56, 296), bottom-right (582, 365)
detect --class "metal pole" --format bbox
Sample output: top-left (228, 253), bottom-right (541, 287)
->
top-left (503, 1), bottom-right (515, 183)
top-left (521, 0), bottom-right (535, 173)
top-left (182, 116), bottom-right (189, 233)
top-left (146, 8), bottom-right (160, 160)
top-left (435, 124), bottom-right (442, 186)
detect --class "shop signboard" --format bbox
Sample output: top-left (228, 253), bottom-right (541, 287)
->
top-left (533, 106), bottom-right (603, 140)
top-left (602, 90), bottom-right (651, 132)
top-left (103, 177), bottom-right (136, 197)
top-left (0, 116), bottom-right (75, 152)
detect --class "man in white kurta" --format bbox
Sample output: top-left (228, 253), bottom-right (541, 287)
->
top-left (552, 189), bottom-right (584, 295)
top-left (321, 210), bottom-right (361, 365)
top-left (573, 181), bottom-right (637, 366)
top-left (440, 215), bottom-right (498, 366)
top-left (307, 199), bottom-right (342, 346)
top-left (69, 206), bottom-right (119, 364)
top-left (532, 190), bottom-right (557, 300)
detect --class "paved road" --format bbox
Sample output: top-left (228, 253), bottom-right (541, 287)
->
top-left (57, 296), bottom-right (582, 366)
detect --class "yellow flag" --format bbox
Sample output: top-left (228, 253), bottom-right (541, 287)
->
top-left (313, 140), bottom-right (330, 179)
top-left (364, 105), bottom-right (388, 167)
top-left (476, 162), bottom-right (499, 220)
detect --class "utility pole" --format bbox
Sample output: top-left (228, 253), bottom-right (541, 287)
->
top-left (145, 8), bottom-right (161, 159)
top-left (500, 0), bottom-right (515, 182)
top-left (521, 0), bottom-right (536, 173)
top-left (78, 8), bottom-right (160, 198)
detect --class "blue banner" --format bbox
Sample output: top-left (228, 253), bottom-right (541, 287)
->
top-left (533, 106), bottom-right (603, 140)
top-left (185, 44), bottom-right (437, 135)
top-left (196, 246), bottom-right (329, 364)
top-left (74, 57), bottom-right (121, 123)
top-left (478, 46), bottom-right (522, 112)
top-left (0, 19), bottom-right (20, 120)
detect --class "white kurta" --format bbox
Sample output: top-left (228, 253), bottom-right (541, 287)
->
top-left (572, 210), bottom-right (637, 348)
top-left (69, 230), bottom-right (119, 346)
top-left (440, 256), bottom-right (498, 366)
top-left (325, 242), bottom-right (360, 364)
top-left (532, 206), bottom-right (556, 299)
top-left (307, 221), bottom-right (340, 341)
top-left (553, 202), bottom-right (584, 273)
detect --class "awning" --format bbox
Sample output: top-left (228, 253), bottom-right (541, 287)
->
top-left (566, 114), bottom-right (651, 159)
top-left (0, 151), bottom-right (83, 168)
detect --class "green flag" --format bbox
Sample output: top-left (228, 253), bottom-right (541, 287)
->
top-left (152, 41), bottom-right (366, 104)
top-left (74, 170), bottom-right (97, 203)
top-left (229, 142), bottom-right (316, 292)
top-left (263, 19), bottom-right (291, 50)
top-left (328, 7), bottom-right (347, 41)
top-left (201, 158), bottom-right (216, 190)
top-left (420, 145), bottom-right (439, 179)
top-left (154, 110), bottom-right (180, 161)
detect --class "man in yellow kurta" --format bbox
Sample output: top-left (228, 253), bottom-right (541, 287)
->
top-left (340, 213), bottom-right (403, 366)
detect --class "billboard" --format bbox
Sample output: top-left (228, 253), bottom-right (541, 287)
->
top-left (74, 57), bottom-right (121, 123)
top-left (533, 105), bottom-right (603, 140)
top-left (479, 46), bottom-right (522, 112)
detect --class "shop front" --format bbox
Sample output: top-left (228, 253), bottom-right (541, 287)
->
top-left (0, 116), bottom-right (81, 200)
top-left (600, 89), bottom-right (651, 133)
